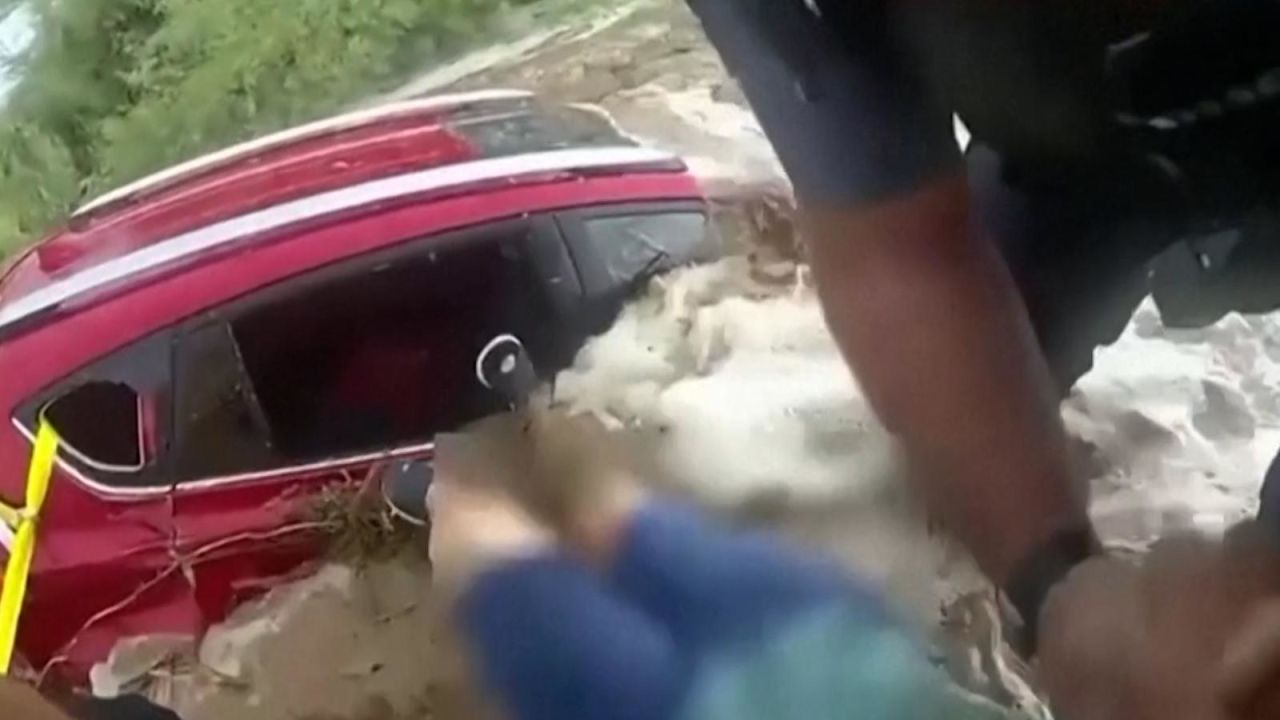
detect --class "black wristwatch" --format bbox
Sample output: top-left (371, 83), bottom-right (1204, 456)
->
top-left (1003, 524), bottom-right (1101, 656)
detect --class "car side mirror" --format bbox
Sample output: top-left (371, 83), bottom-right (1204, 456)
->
top-left (475, 334), bottom-right (538, 409)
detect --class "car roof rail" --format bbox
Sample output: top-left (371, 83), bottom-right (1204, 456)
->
top-left (74, 90), bottom-right (536, 218)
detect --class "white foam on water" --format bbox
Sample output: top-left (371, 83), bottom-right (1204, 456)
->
top-left (555, 259), bottom-right (898, 508)
top-left (553, 259), bottom-right (971, 635)
top-left (561, 266), bottom-right (1280, 559)
top-left (1069, 299), bottom-right (1280, 546)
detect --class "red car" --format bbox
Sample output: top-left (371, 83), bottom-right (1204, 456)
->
top-left (0, 90), bottom-right (715, 678)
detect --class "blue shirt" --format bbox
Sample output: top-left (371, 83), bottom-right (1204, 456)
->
top-left (461, 504), bottom-right (1005, 720)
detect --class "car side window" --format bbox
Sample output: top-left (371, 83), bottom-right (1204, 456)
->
top-left (168, 219), bottom-right (560, 483)
top-left (45, 382), bottom-right (145, 469)
top-left (17, 331), bottom-right (172, 489)
top-left (582, 212), bottom-right (716, 286)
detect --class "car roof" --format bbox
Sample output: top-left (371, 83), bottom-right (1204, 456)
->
top-left (0, 90), bottom-right (683, 337)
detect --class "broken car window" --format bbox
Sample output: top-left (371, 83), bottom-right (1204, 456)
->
top-left (44, 381), bottom-right (143, 470)
top-left (17, 330), bottom-right (172, 488)
top-left (168, 222), bottom-right (549, 481)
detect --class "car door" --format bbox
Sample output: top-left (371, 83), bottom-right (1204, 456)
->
top-left (162, 213), bottom-right (578, 623)
top-left (162, 313), bottom-right (403, 622)
top-left (11, 330), bottom-right (191, 670)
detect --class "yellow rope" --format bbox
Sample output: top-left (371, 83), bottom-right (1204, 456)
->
top-left (0, 420), bottom-right (59, 675)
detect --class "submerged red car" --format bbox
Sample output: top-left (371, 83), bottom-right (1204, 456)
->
top-left (0, 90), bottom-right (716, 677)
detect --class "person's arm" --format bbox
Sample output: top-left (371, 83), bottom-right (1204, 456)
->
top-left (0, 678), bottom-right (183, 720)
top-left (0, 679), bottom-right (74, 720)
top-left (686, 0), bottom-right (1091, 596)
top-left (803, 180), bottom-right (1087, 585)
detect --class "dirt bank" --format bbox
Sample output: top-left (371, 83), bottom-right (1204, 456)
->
top-left (409, 0), bottom-right (783, 185)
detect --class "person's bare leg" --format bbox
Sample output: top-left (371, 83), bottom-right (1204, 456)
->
top-left (803, 176), bottom-right (1087, 585)
top-left (0, 679), bottom-right (72, 720)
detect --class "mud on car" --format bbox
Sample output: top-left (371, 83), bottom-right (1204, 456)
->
top-left (0, 90), bottom-right (719, 678)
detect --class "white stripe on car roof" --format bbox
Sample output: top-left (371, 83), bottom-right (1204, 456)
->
top-left (0, 146), bottom-right (678, 333)
top-left (74, 89), bottom-right (535, 216)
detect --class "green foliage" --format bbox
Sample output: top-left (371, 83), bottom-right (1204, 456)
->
top-left (0, 122), bottom-right (79, 254)
top-left (0, 0), bottom-right (520, 255)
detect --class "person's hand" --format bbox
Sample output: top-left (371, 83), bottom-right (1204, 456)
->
top-left (1037, 522), bottom-right (1280, 720)
top-left (426, 480), bottom-right (554, 597)
top-left (1220, 598), bottom-right (1280, 718)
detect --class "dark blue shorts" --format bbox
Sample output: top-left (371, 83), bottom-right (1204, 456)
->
top-left (685, 0), bottom-right (960, 205)
top-left (686, 0), bottom-right (1151, 389)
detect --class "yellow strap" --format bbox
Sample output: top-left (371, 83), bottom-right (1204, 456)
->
top-left (0, 420), bottom-right (59, 676)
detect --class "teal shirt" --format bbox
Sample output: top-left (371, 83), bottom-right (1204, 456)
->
top-left (683, 604), bottom-right (1009, 720)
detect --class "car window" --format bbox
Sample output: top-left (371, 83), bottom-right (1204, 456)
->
top-left (169, 221), bottom-right (555, 483)
top-left (17, 332), bottom-right (171, 488)
top-left (582, 212), bottom-right (715, 286)
top-left (44, 382), bottom-right (144, 470)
